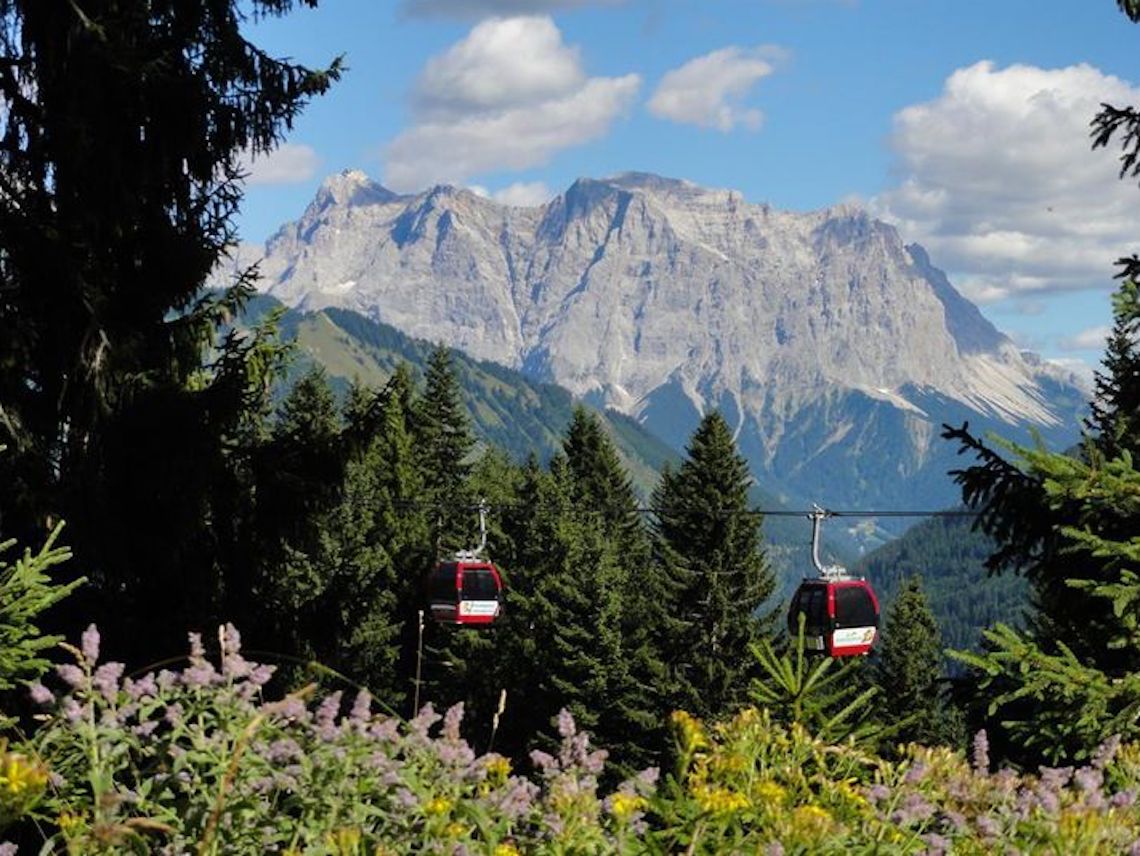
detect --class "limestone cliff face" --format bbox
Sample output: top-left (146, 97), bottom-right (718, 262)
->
top-left (251, 170), bottom-right (1085, 514)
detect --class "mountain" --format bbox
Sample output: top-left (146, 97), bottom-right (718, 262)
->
top-left (237, 169), bottom-right (1088, 542)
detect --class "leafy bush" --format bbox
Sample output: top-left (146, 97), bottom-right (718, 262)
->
top-left (3, 625), bottom-right (1140, 854)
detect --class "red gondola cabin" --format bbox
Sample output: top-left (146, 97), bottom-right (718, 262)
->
top-left (427, 560), bottom-right (503, 626)
top-left (788, 578), bottom-right (879, 657)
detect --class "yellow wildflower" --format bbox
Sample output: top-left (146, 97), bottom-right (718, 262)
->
top-left (692, 784), bottom-right (750, 815)
top-left (57, 811), bottom-right (84, 832)
top-left (0, 749), bottom-right (48, 819)
top-left (327, 826), bottom-right (362, 854)
top-left (494, 844), bottom-right (521, 856)
top-left (610, 792), bottom-right (647, 821)
top-left (671, 710), bottom-right (709, 753)
top-left (485, 755), bottom-right (512, 784)
top-left (790, 804), bottom-right (834, 840)
top-left (423, 796), bottom-right (453, 816)
top-left (751, 781), bottom-right (787, 806)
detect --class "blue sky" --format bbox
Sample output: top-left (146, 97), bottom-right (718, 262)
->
top-left (239, 0), bottom-right (1140, 383)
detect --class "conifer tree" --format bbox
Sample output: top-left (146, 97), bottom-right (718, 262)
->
top-left (1086, 280), bottom-right (1140, 458)
top-left (652, 411), bottom-right (776, 720)
top-left (559, 408), bottom-right (672, 767)
top-left (0, 0), bottom-right (339, 658)
top-left (873, 576), bottom-right (963, 748)
top-left (414, 346), bottom-right (476, 553)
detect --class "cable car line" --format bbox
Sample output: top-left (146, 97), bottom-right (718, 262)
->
top-left (387, 498), bottom-right (977, 519)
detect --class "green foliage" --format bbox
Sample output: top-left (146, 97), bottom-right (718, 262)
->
top-left (953, 623), bottom-right (1140, 764)
top-left (11, 633), bottom-right (1140, 854)
top-left (0, 524), bottom-right (82, 722)
top-left (872, 577), bottom-right (964, 749)
top-left (750, 620), bottom-right (879, 745)
top-left (948, 437), bottom-right (1140, 763)
top-left (652, 412), bottom-right (776, 719)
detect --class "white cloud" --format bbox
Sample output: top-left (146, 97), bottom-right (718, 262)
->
top-left (239, 143), bottom-right (320, 186)
top-left (647, 46), bottom-right (785, 132)
top-left (1047, 357), bottom-right (1096, 390)
top-left (491, 181), bottom-right (555, 206)
top-left (1059, 325), bottom-right (1111, 351)
top-left (414, 16), bottom-right (584, 118)
top-left (872, 61), bottom-right (1140, 303)
top-left (402, 0), bottom-right (622, 18)
top-left (384, 17), bottom-right (639, 191)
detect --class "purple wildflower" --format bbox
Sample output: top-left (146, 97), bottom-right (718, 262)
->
top-left (62, 697), bottom-right (86, 724)
top-left (556, 708), bottom-right (576, 738)
top-left (530, 750), bottom-right (556, 772)
top-left (891, 792), bottom-right (934, 825)
top-left (93, 662), bottom-right (125, 702)
top-left (164, 702), bottom-right (183, 726)
top-left (369, 718), bottom-right (399, 742)
top-left (278, 696), bottom-right (308, 723)
top-left (182, 661), bottom-right (217, 689)
top-left (349, 690), bottom-right (372, 726)
top-left (942, 811), bottom-right (966, 832)
top-left (266, 738), bottom-right (303, 765)
top-left (28, 682), bottom-right (53, 706)
top-left (409, 703), bottom-right (441, 739)
top-left (132, 720), bottom-right (158, 738)
top-left (1111, 790), bottom-right (1137, 809)
top-left (156, 670), bottom-right (178, 691)
top-left (636, 767), bottom-right (660, 790)
top-left (972, 729), bottom-right (990, 774)
top-left (443, 702), bottom-right (464, 741)
top-left (1130, 840), bottom-right (1140, 856)
top-left (1074, 766), bottom-right (1103, 794)
top-left (976, 815), bottom-right (1000, 839)
top-left (1038, 766), bottom-right (1073, 790)
top-left (904, 761), bottom-right (928, 784)
top-left (249, 664), bottom-right (275, 687)
top-left (188, 632), bottom-right (205, 661)
top-left (56, 663), bottom-right (85, 689)
top-left (395, 788), bottom-right (417, 808)
top-left (923, 833), bottom-right (950, 856)
top-left (124, 674), bottom-right (157, 701)
top-left (0, 842), bottom-right (17, 856)
top-left (315, 691), bottom-right (343, 742)
top-left (81, 623), bottom-right (100, 666)
top-left (766, 844), bottom-right (785, 856)
top-left (867, 784), bottom-right (890, 804)
top-left (1092, 734), bottom-right (1122, 771)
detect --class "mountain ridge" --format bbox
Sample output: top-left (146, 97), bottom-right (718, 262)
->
top-left (234, 169), bottom-right (1087, 534)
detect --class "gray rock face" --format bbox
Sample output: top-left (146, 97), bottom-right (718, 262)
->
top-left (252, 169), bottom-right (1086, 517)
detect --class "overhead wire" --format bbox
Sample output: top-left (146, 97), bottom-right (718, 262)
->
top-left (385, 498), bottom-right (977, 519)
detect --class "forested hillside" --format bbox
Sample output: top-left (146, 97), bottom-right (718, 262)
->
top-left (241, 294), bottom-right (858, 580)
top-left (854, 515), bottom-right (1028, 653)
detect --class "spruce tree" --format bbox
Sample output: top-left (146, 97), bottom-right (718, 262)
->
top-left (652, 410), bottom-right (776, 720)
top-left (414, 345), bottom-right (476, 553)
top-left (1086, 279), bottom-right (1140, 458)
top-left (0, 0), bottom-right (339, 659)
top-left (873, 576), bottom-right (963, 749)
